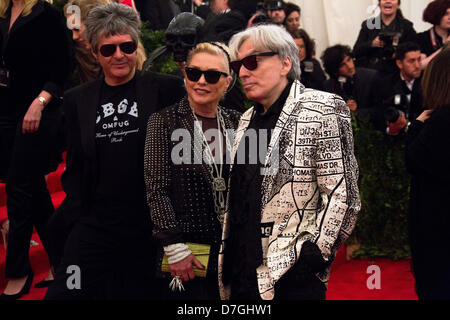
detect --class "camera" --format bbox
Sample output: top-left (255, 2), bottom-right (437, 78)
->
top-left (256, 1), bottom-right (266, 12)
top-left (266, 1), bottom-right (284, 11)
top-left (383, 94), bottom-right (409, 123)
top-left (251, 2), bottom-right (270, 25)
top-left (378, 31), bottom-right (401, 60)
top-left (338, 76), bottom-right (355, 102)
top-left (378, 31), bottom-right (399, 46)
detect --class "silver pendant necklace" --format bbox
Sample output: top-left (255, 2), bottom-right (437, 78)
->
top-left (192, 107), bottom-right (231, 224)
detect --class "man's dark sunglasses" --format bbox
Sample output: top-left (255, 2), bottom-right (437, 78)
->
top-left (185, 67), bottom-right (228, 84)
top-left (99, 41), bottom-right (137, 57)
top-left (230, 52), bottom-right (278, 74)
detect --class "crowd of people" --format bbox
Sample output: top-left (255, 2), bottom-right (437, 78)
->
top-left (0, 0), bottom-right (449, 301)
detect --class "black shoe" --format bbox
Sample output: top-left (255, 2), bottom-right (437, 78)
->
top-left (34, 279), bottom-right (54, 288)
top-left (0, 273), bottom-right (34, 300)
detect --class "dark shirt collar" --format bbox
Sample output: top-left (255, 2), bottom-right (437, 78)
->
top-left (254, 80), bottom-right (293, 117)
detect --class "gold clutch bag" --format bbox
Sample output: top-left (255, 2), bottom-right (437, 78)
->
top-left (161, 243), bottom-right (210, 278)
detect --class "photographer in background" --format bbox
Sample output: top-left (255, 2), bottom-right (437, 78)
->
top-left (265, 0), bottom-right (285, 26)
top-left (292, 29), bottom-right (326, 91)
top-left (322, 45), bottom-right (377, 118)
top-left (353, 0), bottom-right (417, 74)
top-left (246, 1), bottom-right (270, 28)
top-left (370, 42), bottom-right (423, 135)
top-left (191, 0), bottom-right (231, 19)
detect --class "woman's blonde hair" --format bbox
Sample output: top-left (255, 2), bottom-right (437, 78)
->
top-left (1, 0), bottom-right (38, 18)
top-left (136, 41), bottom-right (146, 70)
top-left (64, 0), bottom-right (110, 22)
top-left (186, 42), bottom-right (231, 74)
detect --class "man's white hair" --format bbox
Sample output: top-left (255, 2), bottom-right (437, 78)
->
top-left (228, 24), bottom-right (301, 81)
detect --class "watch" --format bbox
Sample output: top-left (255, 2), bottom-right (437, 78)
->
top-left (38, 96), bottom-right (47, 106)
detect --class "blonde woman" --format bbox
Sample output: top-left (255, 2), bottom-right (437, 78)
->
top-left (0, 0), bottom-right (72, 300)
top-left (145, 42), bottom-right (241, 300)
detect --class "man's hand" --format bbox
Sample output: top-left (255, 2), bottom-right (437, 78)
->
top-left (169, 254), bottom-right (205, 282)
top-left (22, 98), bottom-right (44, 134)
top-left (192, 0), bottom-right (203, 6)
top-left (387, 112), bottom-right (407, 135)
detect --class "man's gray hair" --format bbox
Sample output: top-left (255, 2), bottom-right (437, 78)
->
top-left (84, 2), bottom-right (141, 52)
top-left (228, 24), bottom-right (301, 81)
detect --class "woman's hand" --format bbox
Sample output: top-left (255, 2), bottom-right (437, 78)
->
top-left (416, 110), bottom-right (433, 123)
top-left (372, 36), bottom-right (385, 48)
top-left (169, 254), bottom-right (205, 282)
top-left (22, 98), bottom-right (45, 134)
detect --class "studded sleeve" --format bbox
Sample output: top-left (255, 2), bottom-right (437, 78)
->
top-left (144, 111), bottom-right (184, 245)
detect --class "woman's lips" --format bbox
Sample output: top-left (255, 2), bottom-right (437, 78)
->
top-left (194, 88), bottom-right (210, 94)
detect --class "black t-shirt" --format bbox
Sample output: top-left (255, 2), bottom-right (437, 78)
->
top-left (90, 75), bottom-right (145, 227)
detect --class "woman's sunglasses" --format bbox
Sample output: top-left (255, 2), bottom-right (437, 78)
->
top-left (230, 52), bottom-right (278, 74)
top-left (185, 67), bottom-right (229, 84)
top-left (99, 41), bottom-right (137, 57)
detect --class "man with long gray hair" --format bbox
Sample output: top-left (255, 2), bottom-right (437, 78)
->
top-left (45, 2), bottom-right (185, 299)
top-left (218, 24), bottom-right (361, 300)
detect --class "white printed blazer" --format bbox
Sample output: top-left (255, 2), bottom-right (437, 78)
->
top-left (218, 80), bottom-right (361, 300)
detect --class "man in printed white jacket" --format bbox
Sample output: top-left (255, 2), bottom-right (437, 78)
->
top-left (218, 24), bottom-right (361, 300)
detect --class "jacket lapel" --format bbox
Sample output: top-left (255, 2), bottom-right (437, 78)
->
top-left (229, 109), bottom-right (254, 174)
top-left (77, 79), bottom-right (102, 159)
top-left (135, 71), bottom-right (158, 145)
top-left (265, 82), bottom-right (303, 166)
top-left (7, 0), bottom-right (44, 35)
top-left (261, 81), bottom-right (305, 204)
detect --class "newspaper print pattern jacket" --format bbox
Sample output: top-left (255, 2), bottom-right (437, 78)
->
top-left (218, 80), bottom-right (361, 300)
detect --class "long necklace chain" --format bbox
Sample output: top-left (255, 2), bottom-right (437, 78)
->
top-left (192, 108), bottom-right (231, 225)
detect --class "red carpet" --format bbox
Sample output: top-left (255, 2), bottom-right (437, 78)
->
top-left (327, 258), bottom-right (418, 300)
top-left (0, 159), bottom-right (418, 300)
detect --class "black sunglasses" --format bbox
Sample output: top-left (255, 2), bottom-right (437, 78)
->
top-left (230, 52), bottom-right (278, 74)
top-left (99, 41), bottom-right (137, 57)
top-left (185, 67), bottom-right (228, 84)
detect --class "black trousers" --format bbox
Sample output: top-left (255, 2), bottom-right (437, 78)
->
top-left (1, 116), bottom-right (61, 279)
top-left (46, 202), bottom-right (78, 270)
top-left (45, 222), bottom-right (157, 300)
top-left (230, 261), bottom-right (327, 300)
top-left (4, 175), bottom-right (54, 278)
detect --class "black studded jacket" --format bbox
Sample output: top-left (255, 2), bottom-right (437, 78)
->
top-left (144, 96), bottom-right (241, 275)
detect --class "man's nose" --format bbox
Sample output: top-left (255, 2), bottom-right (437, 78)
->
top-left (113, 45), bottom-right (124, 58)
top-left (239, 64), bottom-right (251, 78)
